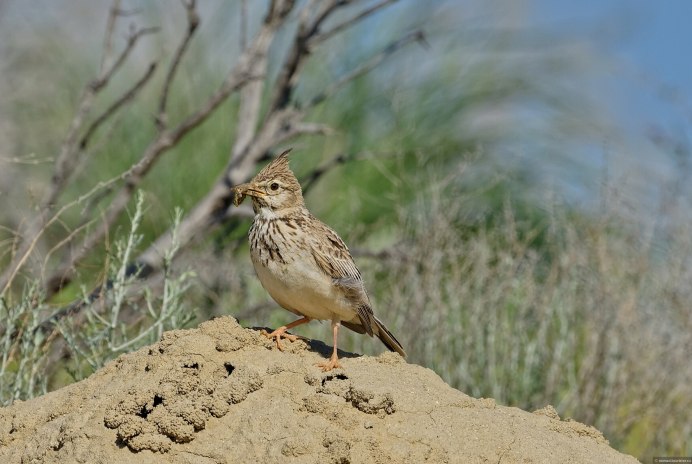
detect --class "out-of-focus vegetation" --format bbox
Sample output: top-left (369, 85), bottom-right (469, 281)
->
top-left (0, 1), bottom-right (690, 461)
top-left (1, 192), bottom-right (193, 400)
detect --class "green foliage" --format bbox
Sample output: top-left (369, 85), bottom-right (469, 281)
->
top-left (0, 193), bottom-right (196, 404)
top-left (0, 284), bottom-right (50, 403)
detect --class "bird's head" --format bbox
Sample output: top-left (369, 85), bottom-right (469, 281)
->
top-left (233, 148), bottom-right (305, 213)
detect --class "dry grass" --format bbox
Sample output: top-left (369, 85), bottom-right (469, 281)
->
top-left (348, 168), bottom-right (692, 460)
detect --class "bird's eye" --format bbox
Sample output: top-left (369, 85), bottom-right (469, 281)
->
top-left (270, 182), bottom-right (279, 191)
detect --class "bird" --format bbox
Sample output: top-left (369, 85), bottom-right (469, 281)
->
top-left (232, 148), bottom-right (405, 371)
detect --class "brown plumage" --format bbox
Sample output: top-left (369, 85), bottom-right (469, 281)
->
top-left (233, 149), bottom-right (405, 371)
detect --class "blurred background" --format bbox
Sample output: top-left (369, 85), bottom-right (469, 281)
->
top-left (1, 0), bottom-right (691, 460)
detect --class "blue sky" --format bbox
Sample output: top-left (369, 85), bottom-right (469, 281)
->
top-left (522, 1), bottom-right (692, 214)
top-left (534, 0), bottom-right (692, 136)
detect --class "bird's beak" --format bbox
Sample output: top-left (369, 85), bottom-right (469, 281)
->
top-left (233, 182), bottom-right (265, 207)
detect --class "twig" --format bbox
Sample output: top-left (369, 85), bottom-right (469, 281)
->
top-left (166, 70), bottom-right (258, 144)
top-left (230, 53), bottom-right (270, 161)
top-left (308, 30), bottom-right (426, 109)
top-left (91, 26), bottom-right (159, 92)
top-left (80, 62), bottom-right (158, 150)
top-left (157, 0), bottom-right (200, 130)
top-left (41, 217), bottom-right (98, 283)
top-left (310, 0), bottom-right (397, 46)
top-left (267, 0), bottom-right (353, 113)
top-left (51, 26), bottom-right (158, 203)
top-left (99, 0), bottom-right (122, 73)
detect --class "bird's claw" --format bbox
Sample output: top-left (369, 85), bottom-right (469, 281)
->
top-left (261, 327), bottom-right (299, 351)
top-left (316, 353), bottom-right (342, 372)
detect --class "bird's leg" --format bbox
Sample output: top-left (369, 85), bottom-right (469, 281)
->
top-left (262, 316), bottom-right (311, 351)
top-left (317, 320), bottom-right (342, 371)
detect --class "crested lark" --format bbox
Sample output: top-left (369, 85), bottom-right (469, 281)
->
top-left (233, 149), bottom-right (405, 371)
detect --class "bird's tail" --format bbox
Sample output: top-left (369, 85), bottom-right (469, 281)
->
top-left (374, 316), bottom-right (406, 358)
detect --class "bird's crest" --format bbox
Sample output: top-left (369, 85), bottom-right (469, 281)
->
top-left (254, 148), bottom-right (300, 190)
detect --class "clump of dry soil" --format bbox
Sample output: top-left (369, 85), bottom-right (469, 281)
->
top-left (0, 316), bottom-right (639, 463)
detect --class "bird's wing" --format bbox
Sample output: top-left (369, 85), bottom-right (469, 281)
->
top-left (308, 217), bottom-right (376, 335)
top-left (309, 223), bottom-right (361, 283)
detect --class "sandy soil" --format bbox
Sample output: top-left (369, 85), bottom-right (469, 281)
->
top-left (0, 316), bottom-right (639, 463)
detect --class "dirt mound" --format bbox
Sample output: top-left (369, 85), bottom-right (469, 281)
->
top-left (0, 316), bottom-right (638, 463)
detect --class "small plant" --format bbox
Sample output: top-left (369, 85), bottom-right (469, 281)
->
top-left (0, 284), bottom-right (50, 403)
top-left (0, 192), bottom-right (195, 405)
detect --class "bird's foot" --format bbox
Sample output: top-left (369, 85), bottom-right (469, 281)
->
top-left (316, 352), bottom-right (342, 372)
top-left (261, 326), bottom-right (299, 351)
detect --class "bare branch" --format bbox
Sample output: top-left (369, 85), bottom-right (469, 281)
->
top-left (157, 0), bottom-right (200, 130)
top-left (264, 0), bottom-right (297, 25)
top-left (0, 17), bottom-right (158, 292)
top-left (98, 3), bottom-right (149, 74)
top-left (48, 25), bottom-right (158, 207)
top-left (80, 62), bottom-right (158, 150)
top-left (91, 26), bottom-right (159, 92)
top-left (231, 80), bottom-right (267, 161)
top-left (267, 0), bottom-right (354, 113)
top-left (40, 6), bottom-right (295, 295)
top-left (230, 49), bottom-right (272, 162)
top-left (168, 71), bottom-right (258, 143)
top-left (308, 30), bottom-right (426, 109)
top-left (99, 0), bottom-right (122, 73)
top-left (229, 0), bottom-right (355, 172)
top-left (228, 2), bottom-right (297, 165)
top-left (310, 0), bottom-right (397, 46)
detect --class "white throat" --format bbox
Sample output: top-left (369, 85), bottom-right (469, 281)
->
top-left (256, 205), bottom-right (305, 220)
top-left (257, 206), bottom-right (279, 220)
